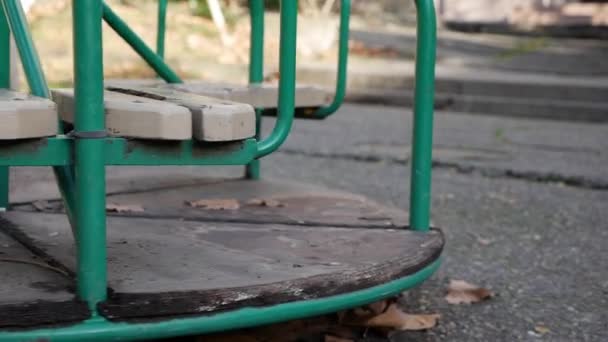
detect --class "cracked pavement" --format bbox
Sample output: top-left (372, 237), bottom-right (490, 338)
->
top-left (265, 104), bottom-right (608, 190)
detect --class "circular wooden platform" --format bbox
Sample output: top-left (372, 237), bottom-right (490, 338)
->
top-left (0, 178), bottom-right (443, 328)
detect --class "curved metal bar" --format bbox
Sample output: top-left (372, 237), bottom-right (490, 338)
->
top-left (409, 0), bottom-right (437, 231)
top-left (0, 259), bottom-right (441, 341)
top-left (156, 0), bottom-right (167, 59)
top-left (0, 0), bottom-right (77, 230)
top-left (102, 2), bottom-right (182, 83)
top-left (255, 1), bottom-right (297, 158)
top-left (313, 0), bottom-right (350, 118)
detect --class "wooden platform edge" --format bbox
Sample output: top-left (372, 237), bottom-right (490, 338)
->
top-left (0, 301), bottom-right (90, 330)
top-left (0, 217), bottom-right (89, 329)
top-left (99, 229), bottom-right (444, 321)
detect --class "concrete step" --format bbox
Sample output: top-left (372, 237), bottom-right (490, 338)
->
top-left (295, 61), bottom-right (608, 121)
top-left (346, 89), bottom-right (608, 122)
top-left (297, 61), bottom-right (608, 104)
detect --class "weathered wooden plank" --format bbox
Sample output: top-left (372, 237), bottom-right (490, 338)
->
top-left (167, 81), bottom-right (330, 109)
top-left (102, 178), bottom-right (409, 228)
top-left (104, 79), bottom-right (330, 109)
top-left (3, 211), bottom-right (443, 321)
top-left (109, 87), bottom-right (256, 142)
top-left (16, 178), bottom-right (408, 228)
top-left (52, 89), bottom-right (192, 140)
top-left (0, 90), bottom-right (57, 140)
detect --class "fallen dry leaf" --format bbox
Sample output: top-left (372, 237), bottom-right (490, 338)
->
top-left (366, 299), bottom-right (392, 315)
top-left (445, 280), bottom-right (493, 304)
top-left (535, 325), bottom-right (550, 335)
top-left (106, 203), bottom-right (144, 213)
top-left (186, 199), bottom-right (240, 210)
top-left (477, 237), bottom-right (493, 246)
top-left (32, 200), bottom-right (53, 212)
top-left (324, 335), bottom-right (354, 342)
top-left (203, 316), bottom-right (336, 342)
top-left (343, 303), bottom-right (439, 331)
top-left (347, 298), bottom-right (394, 319)
top-left (247, 198), bottom-right (286, 208)
top-left (349, 40), bottom-right (400, 58)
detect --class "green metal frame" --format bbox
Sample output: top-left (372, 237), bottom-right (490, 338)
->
top-left (244, 0), bottom-right (351, 178)
top-left (311, 0), bottom-right (351, 119)
top-left (0, 6), bottom-right (10, 208)
top-left (156, 0), bottom-right (167, 59)
top-left (1, 0), bottom-right (78, 226)
top-left (0, 0), bottom-right (438, 340)
top-left (244, 0), bottom-right (265, 180)
top-left (409, 0), bottom-right (436, 231)
top-left (103, 2), bottom-right (182, 84)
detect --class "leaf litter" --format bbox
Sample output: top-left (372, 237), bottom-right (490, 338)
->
top-left (106, 203), bottom-right (145, 213)
top-left (246, 198), bottom-right (287, 208)
top-left (445, 280), bottom-right (494, 304)
top-left (185, 199), bottom-right (240, 210)
top-left (202, 298), bottom-right (440, 341)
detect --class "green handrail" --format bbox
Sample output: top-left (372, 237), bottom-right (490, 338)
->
top-left (0, 7), bottom-right (10, 208)
top-left (0, 0), bottom-right (77, 228)
top-left (313, 0), bottom-right (350, 118)
top-left (245, 0), bottom-right (264, 179)
top-left (156, 0), bottom-right (167, 59)
top-left (73, 0), bottom-right (108, 309)
top-left (102, 2), bottom-right (182, 83)
top-left (0, 9), bottom-right (8, 87)
top-left (409, 0), bottom-right (436, 231)
top-left (255, 0), bottom-right (297, 158)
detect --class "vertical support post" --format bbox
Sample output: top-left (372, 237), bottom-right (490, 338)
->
top-left (245, 0), bottom-right (264, 180)
top-left (1, 0), bottom-right (77, 225)
top-left (409, 0), bottom-right (436, 232)
top-left (73, 0), bottom-right (107, 308)
top-left (156, 0), bottom-right (167, 59)
top-left (0, 8), bottom-right (9, 209)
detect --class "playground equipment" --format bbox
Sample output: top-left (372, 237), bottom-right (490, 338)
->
top-left (0, 0), bottom-right (442, 341)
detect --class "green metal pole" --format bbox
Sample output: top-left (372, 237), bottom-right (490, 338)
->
top-left (1, 0), bottom-right (77, 224)
top-left (1, 0), bottom-right (48, 96)
top-left (102, 2), bottom-right (182, 83)
top-left (245, 0), bottom-right (264, 179)
top-left (255, 0), bottom-right (297, 158)
top-left (409, 0), bottom-right (436, 231)
top-left (313, 0), bottom-right (350, 118)
top-left (156, 0), bottom-right (167, 59)
top-left (0, 8), bottom-right (10, 209)
top-left (0, 9), bottom-right (8, 87)
top-left (73, 0), bottom-right (108, 308)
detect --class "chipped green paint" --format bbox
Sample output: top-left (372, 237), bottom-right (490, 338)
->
top-left (105, 138), bottom-right (257, 166)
